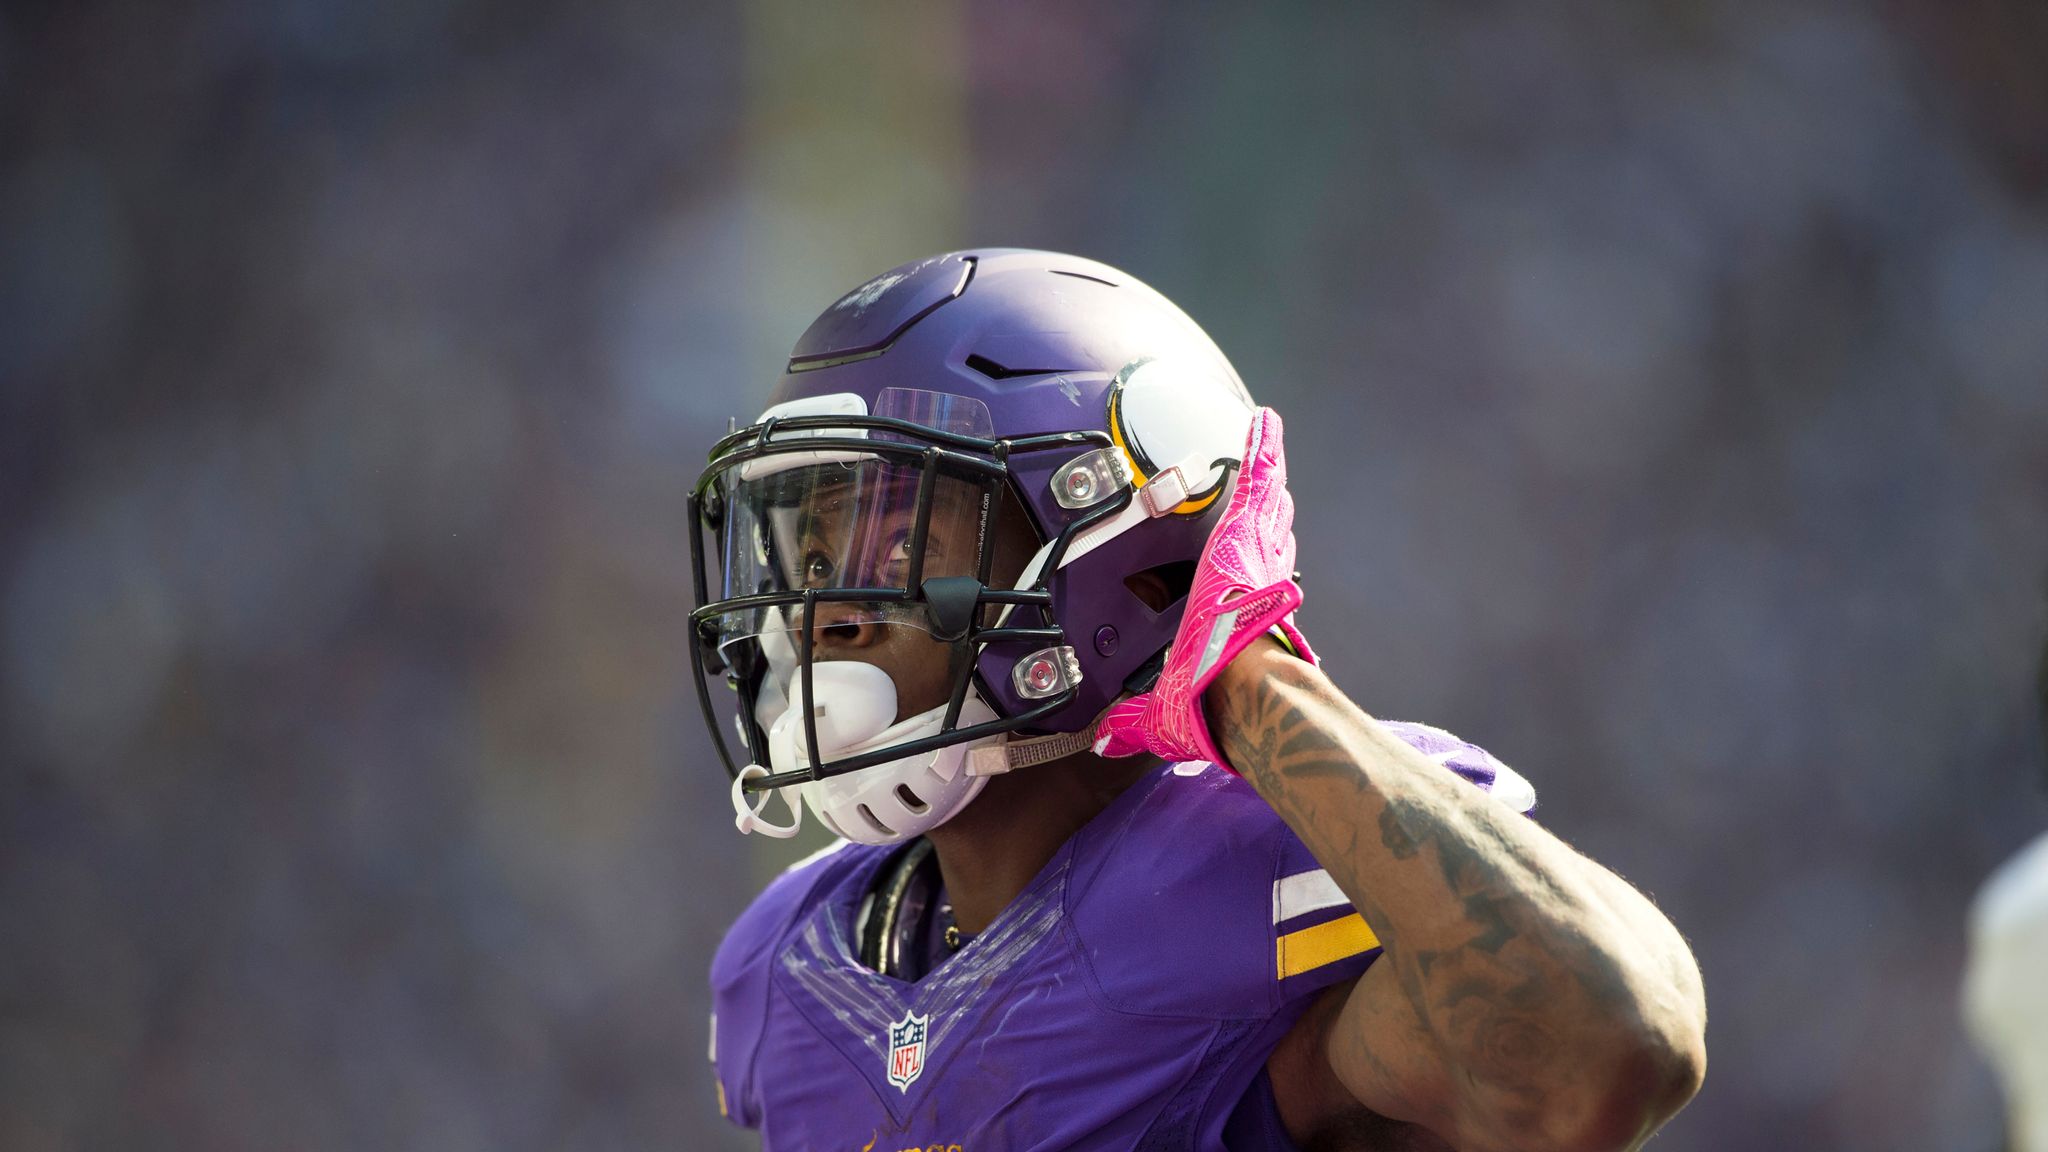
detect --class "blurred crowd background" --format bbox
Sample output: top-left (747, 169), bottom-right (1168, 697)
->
top-left (4, 1), bottom-right (2046, 1149)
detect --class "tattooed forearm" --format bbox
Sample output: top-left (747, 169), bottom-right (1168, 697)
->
top-left (1211, 644), bottom-right (1706, 1152)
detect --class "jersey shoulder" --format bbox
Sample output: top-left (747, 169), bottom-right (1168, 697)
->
top-left (709, 838), bottom-right (880, 1128)
top-left (1064, 764), bottom-right (1363, 1021)
top-left (1376, 718), bottom-right (1538, 814)
top-left (1063, 722), bottom-right (1534, 1023)
top-left (712, 838), bottom-right (874, 989)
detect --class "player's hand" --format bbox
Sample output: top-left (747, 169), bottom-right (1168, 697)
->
top-left (1093, 407), bottom-right (1317, 770)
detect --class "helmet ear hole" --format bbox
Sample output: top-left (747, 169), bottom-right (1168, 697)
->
top-left (856, 804), bottom-right (893, 838)
top-left (1125, 560), bottom-right (1196, 614)
top-left (894, 784), bottom-right (929, 814)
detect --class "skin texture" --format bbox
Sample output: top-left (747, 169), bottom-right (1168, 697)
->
top-left (1212, 640), bottom-right (1707, 1152)
top-left (797, 479), bottom-right (1706, 1151)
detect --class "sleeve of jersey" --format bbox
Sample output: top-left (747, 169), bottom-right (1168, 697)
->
top-left (706, 842), bottom-right (855, 1129)
top-left (708, 896), bottom-right (776, 1129)
top-left (1272, 720), bottom-right (1537, 997)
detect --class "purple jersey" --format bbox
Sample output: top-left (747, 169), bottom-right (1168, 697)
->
top-left (710, 722), bottom-right (1531, 1151)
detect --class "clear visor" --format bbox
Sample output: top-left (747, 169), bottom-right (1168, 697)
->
top-left (709, 454), bottom-right (995, 661)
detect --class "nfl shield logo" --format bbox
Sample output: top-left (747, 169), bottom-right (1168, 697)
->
top-left (885, 1010), bottom-right (930, 1091)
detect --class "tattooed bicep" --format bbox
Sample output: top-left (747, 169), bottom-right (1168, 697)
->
top-left (1264, 975), bottom-right (1452, 1151)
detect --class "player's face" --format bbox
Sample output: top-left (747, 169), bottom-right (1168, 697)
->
top-left (773, 467), bottom-right (1037, 723)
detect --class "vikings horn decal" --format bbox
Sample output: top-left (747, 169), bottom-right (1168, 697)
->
top-left (1107, 356), bottom-right (1255, 516)
top-left (886, 1009), bottom-right (930, 1091)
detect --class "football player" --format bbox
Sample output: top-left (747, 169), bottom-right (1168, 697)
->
top-left (697, 250), bottom-right (1706, 1151)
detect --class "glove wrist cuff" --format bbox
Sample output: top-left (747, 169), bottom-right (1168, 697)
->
top-left (1186, 579), bottom-right (1312, 775)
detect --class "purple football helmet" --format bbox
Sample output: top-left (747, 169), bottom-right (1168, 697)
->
top-left (691, 249), bottom-right (1257, 844)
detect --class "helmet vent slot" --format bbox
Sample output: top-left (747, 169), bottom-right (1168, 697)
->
top-left (856, 804), bottom-right (893, 837)
top-left (894, 785), bottom-right (929, 814)
top-left (965, 353), bottom-right (1071, 380)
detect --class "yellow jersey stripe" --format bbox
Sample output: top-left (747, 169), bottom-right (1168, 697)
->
top-left (1276, 912), bottom-right (1381, 980)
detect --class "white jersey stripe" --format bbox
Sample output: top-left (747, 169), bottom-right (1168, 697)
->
top-left (1274, 869), bottom-right (1351, 925)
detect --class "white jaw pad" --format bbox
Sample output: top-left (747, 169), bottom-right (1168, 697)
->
top-left (733, 659), bottom-right (902, 841)
top-left (815, 694), bottom-right (980, 783)
top-left (765, 661), bottom-right (900, 773)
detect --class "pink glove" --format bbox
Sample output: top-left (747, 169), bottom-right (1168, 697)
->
top-left (1093, 407), bottom-right (1317, 770)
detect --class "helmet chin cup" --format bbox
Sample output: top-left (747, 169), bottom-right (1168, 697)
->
top-left (743, 658), bottom-right (999, 846)
top-left (731, 764), bottom-right (803, 838)
top-left (800, 721), bottom-right (992, 846)
top-left (765, 661), bottom-right (899, 774)
top-left (734, 661), bottom-right (898, 841)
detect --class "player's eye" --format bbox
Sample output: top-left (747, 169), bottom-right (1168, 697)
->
top-left (880, 531), bottom-right (927, 583)
top-left (802, 551), bottom-right (836, 585)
